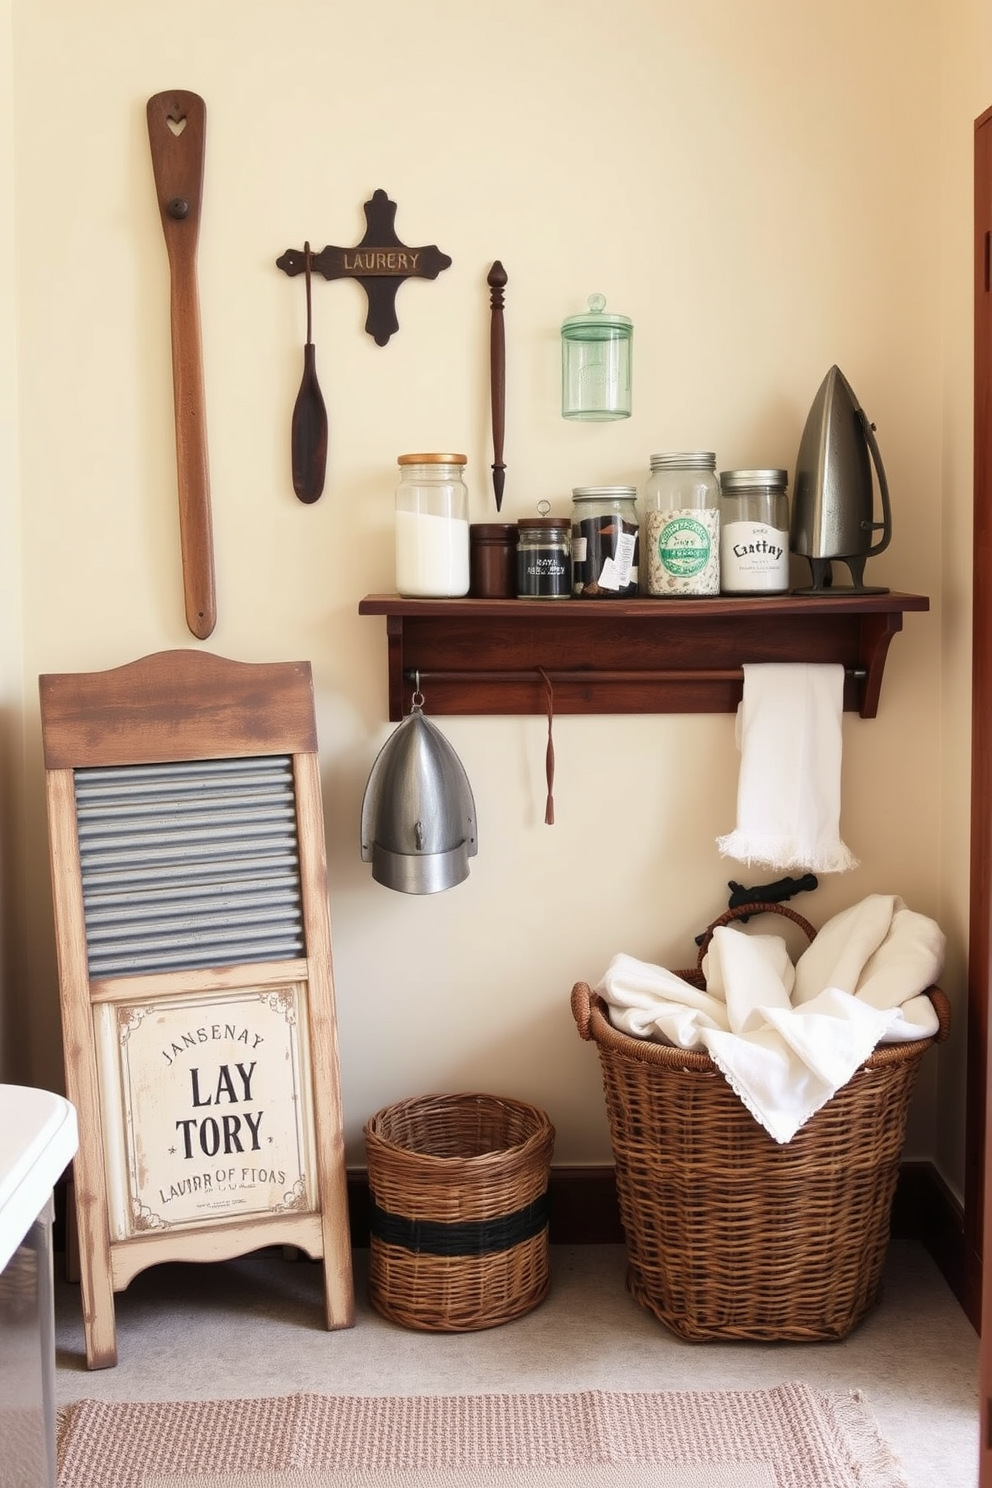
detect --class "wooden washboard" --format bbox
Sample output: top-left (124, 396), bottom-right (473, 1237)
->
top-left (39, 650), bottom-right (354, 1368)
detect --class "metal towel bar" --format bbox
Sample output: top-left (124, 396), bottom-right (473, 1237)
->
top-left (403, 666), bottom-right (868, 686)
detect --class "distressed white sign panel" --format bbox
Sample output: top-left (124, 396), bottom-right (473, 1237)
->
top-left (95, 984), bottom-right (316, 1239)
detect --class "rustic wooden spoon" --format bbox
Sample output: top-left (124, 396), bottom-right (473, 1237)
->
top-left (291, 243), bottom-right (327, 503)
top-left (146, 89), bottom-right (217, 639)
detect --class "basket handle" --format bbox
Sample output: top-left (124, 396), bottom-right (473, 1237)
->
top-left (571, 981), bottom-right (595, 1041)
top-left (927, 985), bottom-right (952, 1043)
top-left (695, 901), bottom-right (818, 969)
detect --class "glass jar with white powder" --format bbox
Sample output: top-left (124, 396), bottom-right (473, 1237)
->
top-left (642, 452), bottom-right (720, 596)
top-left (395, 454), bottom-right (470, 598)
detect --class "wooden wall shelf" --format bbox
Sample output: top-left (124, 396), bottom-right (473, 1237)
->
top-left (358, 592), bottom-right (930, 721)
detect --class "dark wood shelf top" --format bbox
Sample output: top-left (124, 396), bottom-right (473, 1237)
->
top-left (359, 591), bottom-right (930, 619)
top-left (359, 591), bottom-right (930, 721)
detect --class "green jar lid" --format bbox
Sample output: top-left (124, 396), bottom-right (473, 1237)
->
top-left (561, 294), bottom-right (632, 341)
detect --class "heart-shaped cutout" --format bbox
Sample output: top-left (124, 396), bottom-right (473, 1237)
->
top-left (167, 113), bottom-right (187, 136)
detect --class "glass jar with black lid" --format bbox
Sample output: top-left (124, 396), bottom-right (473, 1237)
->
top-left (517, 512), bottom-right (571, 598)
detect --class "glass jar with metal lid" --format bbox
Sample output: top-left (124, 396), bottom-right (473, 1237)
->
top-left (395, 453), bottom-right (470, 598)
top-left (570, 487), bottom-right (639, 598)
top-left (719, 469), bottom-right (790, 595)
top-left (642, 452), bottom-right (720, 597)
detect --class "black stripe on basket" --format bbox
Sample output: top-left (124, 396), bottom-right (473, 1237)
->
top-left (369, 1193), bottom-right (550, 1256)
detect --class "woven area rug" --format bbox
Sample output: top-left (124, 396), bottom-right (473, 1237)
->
top-left (56, 1383), bottom-right (910, 1488)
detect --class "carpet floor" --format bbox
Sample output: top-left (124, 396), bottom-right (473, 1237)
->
top-left (53, 1242), bottom-right (979, 1488)
top-left (57, 1383), bottom-right (910, 1488)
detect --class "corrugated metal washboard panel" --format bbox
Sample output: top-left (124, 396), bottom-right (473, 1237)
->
top-left (73, 755), bottom-right (306, 978)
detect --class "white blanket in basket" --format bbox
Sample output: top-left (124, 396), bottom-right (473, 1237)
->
top-left (596, 894), bottom-right (944, 1144)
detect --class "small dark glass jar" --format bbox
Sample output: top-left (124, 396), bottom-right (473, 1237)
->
top-left (470, 523), bottom-right (519, 598)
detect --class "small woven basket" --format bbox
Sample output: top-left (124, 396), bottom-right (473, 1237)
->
top-left (572, 902), bottom-right (951, 1342)
top-left (363, 1092), bottom-right (555, 1332)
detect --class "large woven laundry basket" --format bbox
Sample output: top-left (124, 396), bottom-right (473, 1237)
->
top-left (364, 1092), bottom-right (555, 1332)
top-left (572, 902), bottom-right (951, 1342)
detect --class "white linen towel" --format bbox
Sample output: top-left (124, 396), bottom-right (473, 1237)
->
top-left (716, 662), bottom-right (858, 873)
top-left (596, 896), bottom-right (943, 1143)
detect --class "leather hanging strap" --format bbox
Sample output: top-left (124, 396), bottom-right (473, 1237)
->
top-left (537, 667), bottom-right (555, 825)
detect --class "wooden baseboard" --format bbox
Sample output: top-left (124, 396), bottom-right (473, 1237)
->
top-left (891, 1159), bottom-right (978, 1328)
top-left (57, 1158), bottom-right (976, 1328)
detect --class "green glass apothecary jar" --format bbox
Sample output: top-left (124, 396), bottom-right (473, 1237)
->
top-left (561, 295), bottom-right (632, 421)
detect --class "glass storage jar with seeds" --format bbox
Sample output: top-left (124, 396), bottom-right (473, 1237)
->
top-left (570, 487), bottom-right (639, 598)
top-left (642, 452), bottom-right (720, 597)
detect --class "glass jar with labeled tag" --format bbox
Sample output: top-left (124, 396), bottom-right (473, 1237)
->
top-left (395, 453), bottom-right (470, 598)
top-left (570, 487), bottom-right (639, 597)
top-left (517, 510), bottom-right (571, 598)
top-left (719, 469), bottom-right (790, 595)
top-left (642, 452), bottom-right (720, 596)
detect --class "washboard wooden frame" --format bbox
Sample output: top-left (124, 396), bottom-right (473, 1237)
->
top-left (39, 649), bottom-right (354, 1368)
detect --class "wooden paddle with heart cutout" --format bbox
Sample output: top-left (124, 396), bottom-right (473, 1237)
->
top-left (146, 90), bottom-right (217, 639)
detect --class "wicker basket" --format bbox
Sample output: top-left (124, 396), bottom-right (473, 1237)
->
top-left (572, 902), bottom-right (951, 1342)
top-left (363, 1092), bottom-right (555, 1332)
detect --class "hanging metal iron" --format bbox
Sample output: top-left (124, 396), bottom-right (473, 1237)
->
top-left (360, 682), bottom-right (477, 894)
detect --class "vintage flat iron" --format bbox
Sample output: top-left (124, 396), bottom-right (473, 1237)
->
top-left (790, 365), bottom-right (892, 594)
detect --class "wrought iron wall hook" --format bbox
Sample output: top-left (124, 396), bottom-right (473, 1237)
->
top-left (277, 189), bottom-right (452, 347)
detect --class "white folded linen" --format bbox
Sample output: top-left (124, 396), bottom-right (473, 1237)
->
top-left (703, 927), bottom-right (795, 1032)
top-left (703, 989), bottom-right (895, 1144)
top-left (792, 893), bottom-right (945, 1009)
top-left (600, 952), bottom-right (729, 1048)
top-left (595, 895), bottom-right (943, 1143)
top-left (716, 663), bottom-right (858, 874)
top-left (884, 994), bottom-right (942, 1042)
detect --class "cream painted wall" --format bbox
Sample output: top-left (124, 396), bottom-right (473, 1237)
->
top-left (0, 0), bottom-right (26, 1083)
top-left (3, 0), bottom-right (977, 1180)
